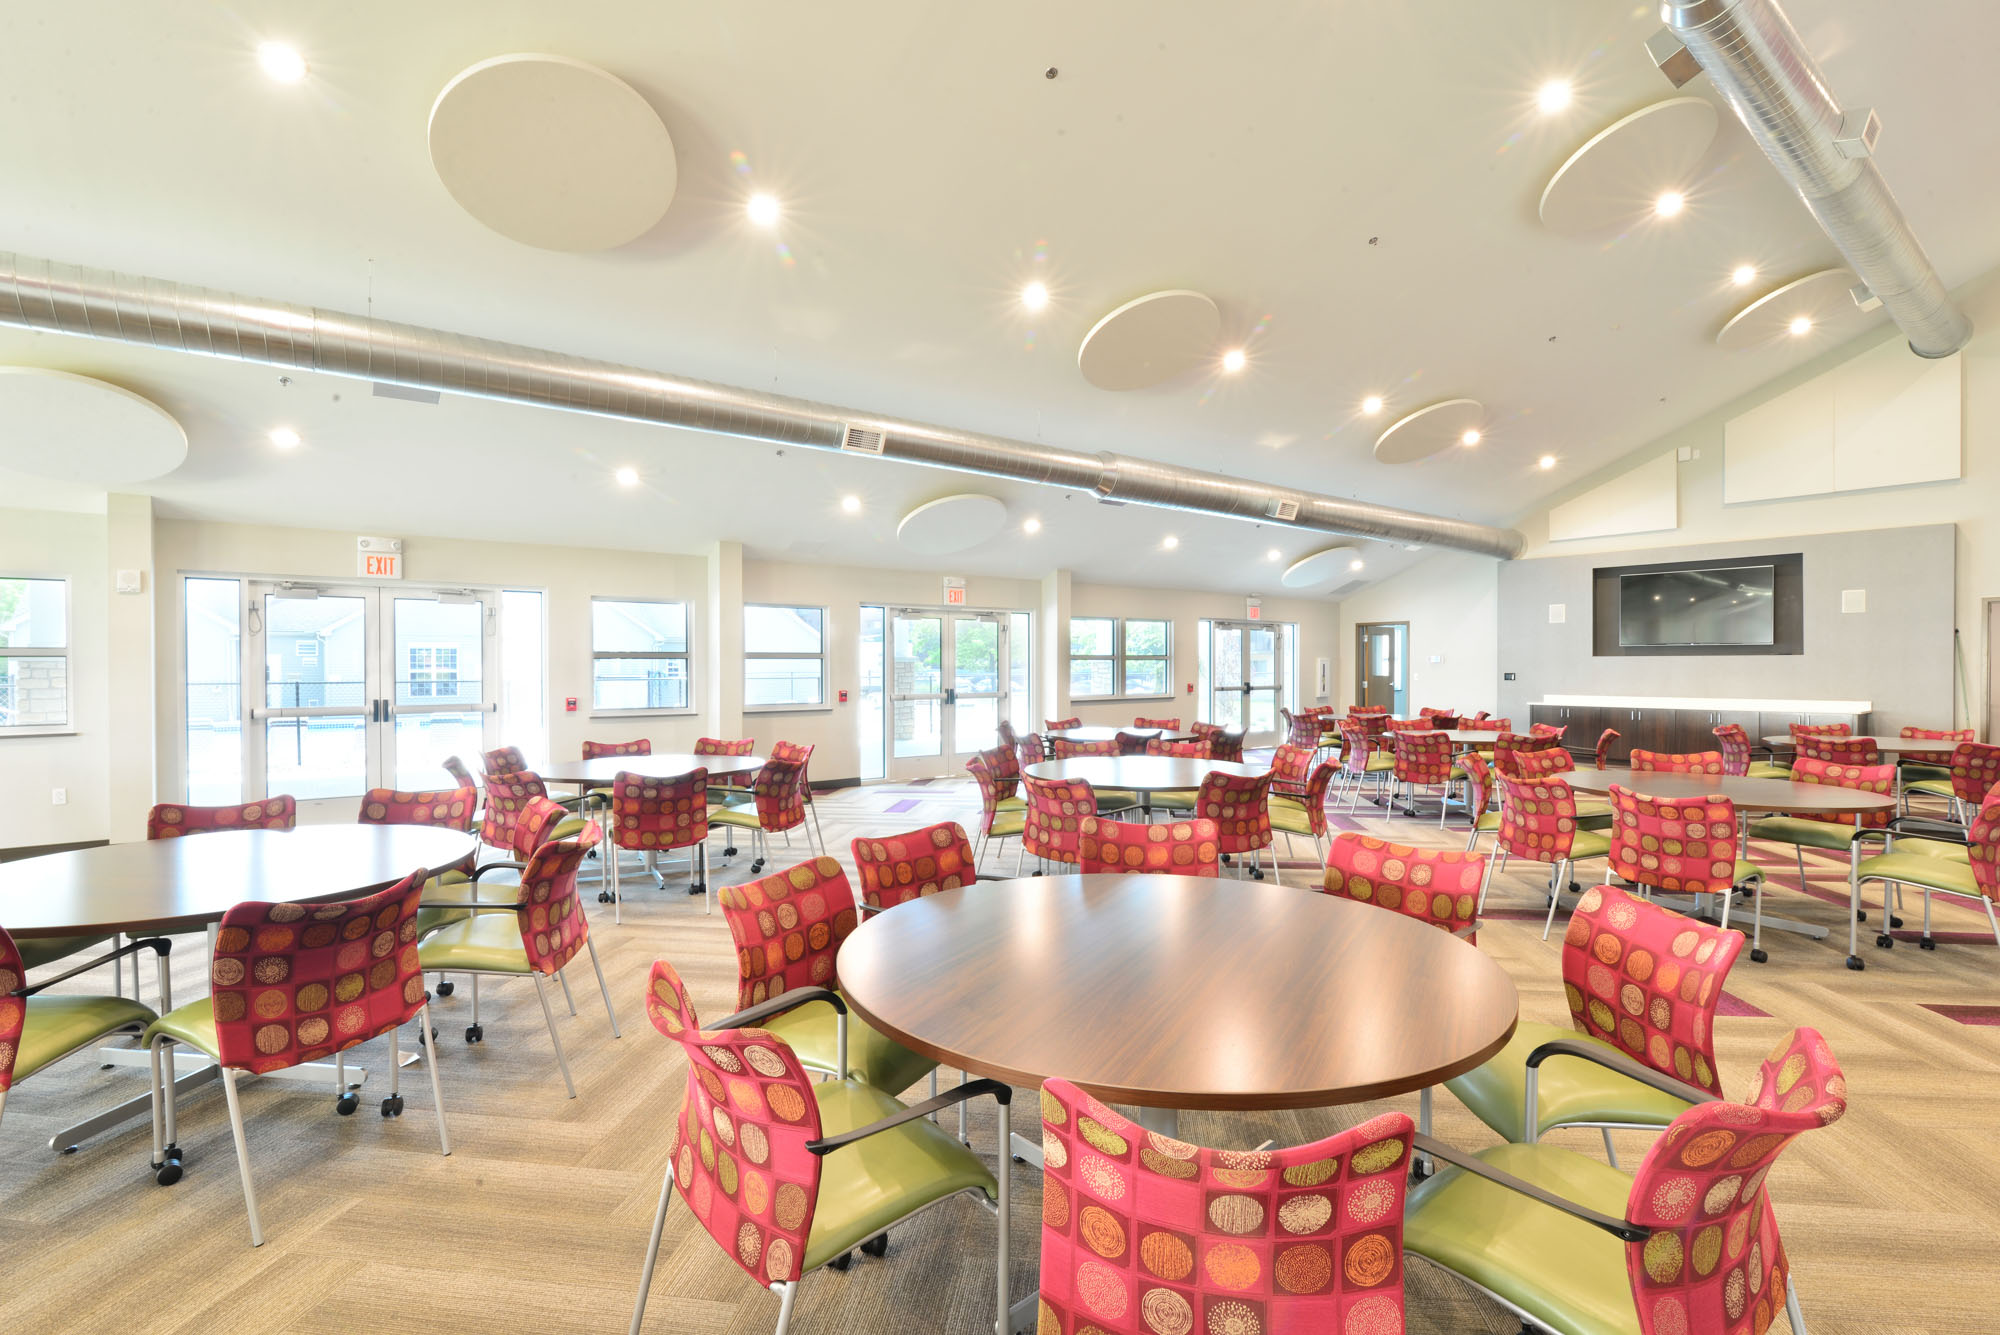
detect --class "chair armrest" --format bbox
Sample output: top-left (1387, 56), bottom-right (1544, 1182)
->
top-left (1526, 1037), bottom-right (1717, 1106)
top-left (1887, 816), bottom-right (1968, 844)
top-left (1410, 1134), bottom-right (1649, 1243)
top-left (713, 986), bottom-right (845, 1030)
top-left (806, 1078), bottom-right (1012, 1155)
top-left (14, 935), bottom-right (171, 998)
top-left (470, 860), bottom-right (525, 881)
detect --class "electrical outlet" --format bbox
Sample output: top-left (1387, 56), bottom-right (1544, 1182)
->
top-left (51, 788), bottom-right (67, 805)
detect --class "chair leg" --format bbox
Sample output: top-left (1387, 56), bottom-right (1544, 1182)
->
top-left (629, 1163), bottom-right (677, 1335)
top-left (1793, 845), bottom-right (1806, 888)
top-left (418, 1002), bottom-right (452, 1155)
top-left (702, 843), bottom-right (712, 916)
top-left (611, 838), bottom-right (622, 925)
top-left (1784, 1277), bottom-right (1810, 1334)
top-left (959, 1069), bottom-right (970, 1145)
top-left (1984, 896), bottom-right (2000, 950)
top-left (808, 803), bottom-right (827, 857)
top-left (1600, 1126), bottom-right (1619, 1170)
top-left (220, 1068), bottom-right (265, 1246)
top-left (993, 1096), bottom-right (1012, 1335)
top-left (771, 1281), bottom-right (799, 1335)
top-left (533, 973), bottom-right (579, 1098)
top-left (1475, 852), bottom-right (1498, 916)
top-left (558, 968), bottom-right (579, 1016)
top-left (1541, 862), bottom-right (1567, 940)
top-left (586, 937), bottom-right (622, 1037)
top-left (1270, 847), bottom-right (1282, 888)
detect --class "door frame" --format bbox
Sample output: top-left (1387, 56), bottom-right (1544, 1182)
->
top-left (1207, 619), bottom-right (1286, 748)
top-left (1353, 620), bottom-right (1409, 715)
top-left (883, 604), bottom-right (1016, 781)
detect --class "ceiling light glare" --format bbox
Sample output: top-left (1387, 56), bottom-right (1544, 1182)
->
top-left (615, 466), bottom-right (639, 487)
top-left (1538, 455), bottom-right (1556, 470)
top-left (268, 426), bottom-right (301, 449)
top-left (1731, 264), bottom-right (1757, 287)
top-left (1266, 548), bottom-right (1281, 561)
top-left (840, 494), bottom-right (862, 513)
top-left (1022, 517), bottom-right (1042, 534)
top-left (1220, 348), bottom-right (1247, 374)
top-left (1161, 535), bottom-right (1180, 550)
top-left (1021, 281), bottom-right (1049, 312)
top-left (1536, 80), bottom-right (1573, 115)
top-left (1788, 315), bottom-right (1813, 337)
top-left (746, 193), bottom-right (781, 227)
top-left (1461, 429), bottom-right (1482, 447)
top-left (1348, 558), bottom-right (1365, 571)
top-left (1360, 394), bottom-right (1384, 416)
top-left (257, 42), bottom-right (308, 84)
top-left (1654, 191), bottom-right (1686, 218)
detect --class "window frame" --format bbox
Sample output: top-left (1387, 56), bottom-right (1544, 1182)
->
top-left (743, 601), bottom-right (830, 714)
top-left (589, 596), bottom-right (696, 718)
top-left (1066, 614), bottom-right (1174, 702)
top-left (0, 574), bottom-right (72, 737)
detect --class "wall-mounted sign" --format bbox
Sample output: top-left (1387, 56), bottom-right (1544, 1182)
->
top-left (944, 575), bottom-right (967, 606)
top-left (358, 535), bottom-right (403, 580)
top-left (1246, 597), bottom-right (1261, 620)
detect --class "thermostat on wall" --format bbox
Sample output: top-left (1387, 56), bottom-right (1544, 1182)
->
top-left (1548, 603), bottom-right (1566, 624)
top-left (1840, 589), bottom-right (1866, 614)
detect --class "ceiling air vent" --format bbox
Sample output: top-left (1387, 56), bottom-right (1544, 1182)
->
top-left (840, 424), bottom-right (886, 455)
top-left (1266, 498), bottom-right (1300, 522)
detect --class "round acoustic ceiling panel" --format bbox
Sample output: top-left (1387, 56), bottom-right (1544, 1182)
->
top-left (1373, 398), bottom-right (1484, 464)
top-left (1716, 267), bottom-right (1868, 351)
top-left (1077, 290), bottom-right (1221, 391)
top-left (1282, 545), bottom-right (1362, 589)
top-left (429, 54), bottom-right (677, 252)
top-left (0, 368), bottom-right (187, 483)
top-left (1539, 96), bottom-right (1719, 236)
top-left (897, 494), bottom-right (1009, 555)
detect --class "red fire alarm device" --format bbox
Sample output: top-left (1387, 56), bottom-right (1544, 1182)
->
top-left (1186, 683), bottom-right (1195, 693)
top-left (838, 689), bottom-right (849, 703)
top-left (565, 697), bottom-right (578, 713)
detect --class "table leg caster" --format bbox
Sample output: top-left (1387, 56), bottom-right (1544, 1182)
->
top-left (335, 1091), bottom-right (359, 1116)
top-left (154, 1145), bottom-right (184, 1186)
top-left (1875, 933), bottom-right (1894, 949)
top-left (435, 979), bottom-right (455, 997)
top-left (465, 1024), bottom-right (484, 1044)
top-left (381, 1095), bottom-right (404, 1118)
top-left (861, 1233), bottom-right (888, 1258)
top-left (1749, 948), bottom-right (1768, 964)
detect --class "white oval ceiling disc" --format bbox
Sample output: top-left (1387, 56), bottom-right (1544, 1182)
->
top-left (0, 368), bottom-right (188, 483)
top-left (1077, 290), bottom-right (1221, 391)
top-left (429, 54), bottom-right (678, 251)
top-left (1539, 96), bottom-right (1719, 235)
top-left (1716, 267), bottom-right (1868, 351)
top-left (896, 494), bottom-right (1009, 555)
top-left (1373, 398), bottom-right (1485, 464)
top-left (1282, 546), bottom-right (1362, 589)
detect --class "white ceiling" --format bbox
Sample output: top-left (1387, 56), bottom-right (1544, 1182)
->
top-left (2, 0), bottom-right (1997, 593)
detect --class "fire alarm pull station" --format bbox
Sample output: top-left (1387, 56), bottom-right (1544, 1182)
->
top-left (838, 689), bottom-right (849, 703)
top-left (565, 697), bottom-right (578, 713)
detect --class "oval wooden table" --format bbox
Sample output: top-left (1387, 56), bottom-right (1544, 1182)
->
top-left (1023, 756), bottom-right (1264, 792)
top-left (538, 751), bottom-right (768, 788)
top-left (1388, 728), bottom-right (1504, 747)
top-left (837, 874), bottom-right (1520, 1126)
top-left (1758, 734), bottom-right (1959, 755)
top-left (1043, 725), bottom-right (1196, 746)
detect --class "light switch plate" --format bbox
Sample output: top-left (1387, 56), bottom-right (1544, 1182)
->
top-left (1548, 603), bottom-right (1567, 624)
top-left (1840, 588), bottom-right (1866, 614)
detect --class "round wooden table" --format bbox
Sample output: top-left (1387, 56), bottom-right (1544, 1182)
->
top-left (1759, 734), bottom-right (1958, 755)
top-left (0, 825), bottom-right (478, 938)
top-left (1043, 725), bottom-right (1197, 745)
top-left (1389, 728), bottom-right (1500, 746)
top-left (539, 752), bottom-right (768, 787)
top-left (837, 875), bottom-right (1520, 1129)
top-left (1563, 767), bottom-right (1896, 815)
top-left (1024, 757), bottom-right (1264, 792)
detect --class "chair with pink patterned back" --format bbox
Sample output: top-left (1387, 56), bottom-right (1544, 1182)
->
top-left (1189, 721), bottom-right (1243, 763)
top-left (417, 821), bottom-right (618, 1096)
top-left (1349, 703), bottom-right (1390, 715)
top-left (1269, 759), bottom-right (1339, 867)
top-left (1143, 737), bottom-right (1210, 759)
top-left (1337, 717), bottom-right (1396, 808)
top-left (1267, 741), bottom-right (1316, 800)
top-left (358, 786), bottom-right (476, 833)
top-left (709, 756), bottom-right (813, 876)
top-left (965, 751), bottom-right (1027, 869)
top-left (482, 745), bottom-right (528, 774)
top-left (146, 868), bottom-right (448, 1242)
top-left (1456, 752), bottom-right (1500, 852)
top-left (1412, 1027), bottom-right (1844, 1335)
top-left (695, 736), bottom-right (757, 802)
top-left (1285, 708), bottom-right (1323, 750)
top-left (1132, 715), bottom-right (1181, 730)
top-left (1022, 774), bottom-right (1100, 873)
top-left (1078, 815), bottom-right (1220, 876)
top-left (442, 754), bottom-right (477, 791)
top-left (1528, 722), bottom-right (1567, 740)
top-left (986, 741), bottom-right (1023, 786)
top-left (1902, 738), bottom-right (2000, 825)
top-left (1420, 705), bottom-right (1457, 721)
top-left (1630, 749), bottom-right (1726, 775)
top-left (851, 820), bottom-right (989, 912)
top-left (477, 770), bottom-right (584, 857)
top-left (1323, 833), bottom-right (1485, 941)
top-left (1017, 732), bottom-right (1047, 766)
top-left (1391, 730), bottom-right (1456, 827)
top-left (1112, 729), bottom-right (1153, 756)
top-left (1851, 781), bottom-right (2000, 966)
top-left (581, 738), bottom-right (651, 761)
top-left (1491, 769), bottom-right (1612, 930)
top-left (0, 926), bottom-right (162, 1144)
top-left (1745, 757), bottom-right (1892, 961)
top-left (1897, 725), bottom-right (1971, 785)
top-left (629, 958), bottom-right (1010, 1335)
top-left (1608, 784), bottom-right (1766, 957)
top-left (1198, 769), bottom-right (1276, 883)
top-left (1788, 722), bottom-right (1851, 742)
top-left (146, 796), bottom-right (297, 841)
top-left (1711, 723), bottom-right (1790, 780)
top-left (1796, 734), bottom-right (1880, 765)
top-left (1459, 717), bottom-right (1512, 733)
top-left (1595, 728), bottom-right (1620, 771)
top-left (1036, 1078), bottom-right (1414, 1335)
top-left (766, 740), bottom-right (826, 853)
top-left (1045, 716), bottom-right (1082, 731)
top-left (606, 768), bottom-right (712, 920)
top-left (1049, 737), bottom-right (1118, 759)
top-left (1493, 732), bottom-right (1563, 779)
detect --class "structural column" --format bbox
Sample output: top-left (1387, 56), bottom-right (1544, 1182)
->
top-left (105, 493), bottom-right (156, 842)
top-left (1039, 569), bottom-right (1070, 728)
top-left (706, 540), bottom-right (743, 739)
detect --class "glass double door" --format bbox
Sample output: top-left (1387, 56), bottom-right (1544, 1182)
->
top-left (1208, 620), bottom-right (1283, 747)
top-left (249, 582), bottom-right (497, 811)
top-left (887, 609), bottom-right (1009, 781)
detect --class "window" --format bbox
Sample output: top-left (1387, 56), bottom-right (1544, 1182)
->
top-left (744, 604), bottom-right (826, 709)
top-left (406, 645), bottom-right (458, 699)
top-left (859, 606), bottom-right (886, 780)
top-left (184, 577), bottom-right (243, 801)
top-left (501, 590), bottom-right (546, 770)
top-left (591, 598), bottom-right (692, 713)
top-left (1067, 615), bottom-right (1172, 699)
top-left (0, 576), bottom-right (69, 733)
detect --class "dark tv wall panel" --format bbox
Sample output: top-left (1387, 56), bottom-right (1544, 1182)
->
top-left (1591, 553), bottom-right (1804, 657)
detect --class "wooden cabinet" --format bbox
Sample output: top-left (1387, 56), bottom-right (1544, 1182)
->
top-left (1531, 703), bottom-right (1872, 763)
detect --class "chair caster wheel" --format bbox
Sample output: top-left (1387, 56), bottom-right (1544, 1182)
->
top-left (751, 860), bottom-right (765, 874)
top-left (1749, 948), bottom-right (1768, 964)
top-left (827, 1252), bottom-right (853, 1272)
top-left (1876, 934), bottom-right (1894, 949)
top-left (1920, 937), bottom-right (1937, 951)
top-left (335, 1091), bottom-right (359, 1116)
top-left (154, 1147), bottom-right (184, 1186)
top-left (1410, 1160), bottom-right (1434, 1183)
top-left (686, 883), bottom-right (704, 896)
top-left (1888, 915), bottom-right (1904, 928)
top-left (724, 845), bottom-right (739, 857)
top-left (1845, 955), bottom-right (1865, 971)
top-left (1249, 867), bottom-right (1265, 881)
top-left (598, 891), bottom-right (613, 904)
top-left (381, 1095), bottom-right (404, 1118)
top-left (861, 1233), bottom-right (888, 1257)
top-left (435, 979), bottom-right (455, 997)
top-left (465, 1024), bottom-right (484, 1044)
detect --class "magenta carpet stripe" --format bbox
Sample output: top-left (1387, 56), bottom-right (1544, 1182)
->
top-left (883, 798), bottom-right (920, 814)
top-left (1921, 1003), bottom-right (2000, 1026)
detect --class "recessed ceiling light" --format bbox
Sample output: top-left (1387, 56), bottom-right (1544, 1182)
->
top-left (747, 193), bottom-right (781, 227)
top-left (840, 494), bottom-right (861, 513)
top-left (1538, 455), bottom-right (1556, 470)
top-left (1023, 517), bottom-right (1042, 534)
top-left (1161, 535), bottom-right (1180, 550)
top-left (1461, 429), bottom-right (1482, 447)
top-left (257, 42), bottom-right (308, 84)
top-left (1220, 349), bottom-right (1247, 374)
top-left (1360, 395), bottom-right (1384, 416)
top-left (1349, 558), bottom-right (1365, 571)
top-left (615, 466), bottom-right (639, 487)
top-left (1788, 315), bottom-right (1813, 337)
top-left (1266, 548), bottom-right (1281, 561)
top-left (1021, 281), bottom-right (1049, 312)
top-left (268, 426), bottom-right (301, 449)
top-left (1654, 191), bottom-right (1686, 218)
top-left (1536, 80), bottom-right (1573, 115)
top-left (1731, 264), bottom-right (1758, 287)
top-left (1404, 544), bottom-right (1422, 551)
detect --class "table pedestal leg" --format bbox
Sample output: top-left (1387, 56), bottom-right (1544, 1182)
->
top-left (1132, 1105), bottom-right (1180, 1136)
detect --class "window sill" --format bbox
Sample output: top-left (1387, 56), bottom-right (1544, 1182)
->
top-left (0, 728), bottom-right (77, 739)
top-left (1066, 696), bottom-right (1178, 705)
top-left (588, 709), bottom-right (697, 720)
top-left (745, 705), bottom-right (833, 715)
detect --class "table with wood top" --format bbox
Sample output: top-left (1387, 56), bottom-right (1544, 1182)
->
top-left (540, 753), bottom-right (768, 890)
top-left (1388, 727), bottom-right (1507, 747)
top-left (1042, 725), bottom-right (1199, 745)
top-left (0, 824), bottom-right (477, 1151)
top-left (1757, 736), bottom-right (1960, 805)
top-left (1023, 756), bottom-right (1264, 792)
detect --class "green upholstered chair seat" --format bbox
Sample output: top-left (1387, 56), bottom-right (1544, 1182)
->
top-left (1745, 761), bottom-right (1793, 780)
top-left (415, 909), bottom-right (532, 976)
top-left (759, 996), bottom-right (937, 1098)
top-left (1363, 753), bottom-right (1396, 773)
top-left (552, 815), bottom-right (586, 841)
top-left (416, 870), bottom-right (485, 936)
top-left (1149, 789), bottom-right (1200, 811)
top-left (1573, 799), bottom-right (1611, 819)
top-left (1094, 792), bottom-right (1143, 813)
top-left (1565, 829), bottom-right (1614, 861)
top-left (1855, 851), bottom-right (1977, 896)
top-left (1733, 859), bottom-right (1764, 886)
top-left (1443, 1022), bottom-right (1691, 1144)
top-left (1747, 816), bottom-right (1857, 851)
top-left (1268, 798), bottom-right (1322, 836)
top-left (800, 1078), bottom-right (997, 1273)
top-left (20, 994), bottom-right (157, 1081)
top-left (985, 810), bottom-right (1025, 838)
top-left (707, 800), bottom-right (766, 830)
top-left (1406, 1141), bottom-right (1641, 1335)
top-left (1474, 811), bottom-right (1501, 833)
top-left (1889, 837), bottom-right (1968, 862)
top-left (1900, 763), bottom-right (1952, 782)
top-left (15, 934), bottom-right (115, 972)
top-left (144, 997), bottom-right (219, 1059)
top-left (994, 794), bottom-right (1026, 814)
top-left (1902, 777), bottom-right (1955, 799)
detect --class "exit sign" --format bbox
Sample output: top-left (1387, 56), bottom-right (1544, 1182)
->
top-left (943, 575), bottom-right (966, 606)
top-left (358, 536), bottom-right (403, 579)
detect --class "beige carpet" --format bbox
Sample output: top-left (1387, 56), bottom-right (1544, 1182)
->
top-left (2, 779), bottom-right (1994, 1334)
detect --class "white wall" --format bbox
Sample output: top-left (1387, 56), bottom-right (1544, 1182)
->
top-left (0, 507), bottom-right (111, 849)
top-left (1337, 551), bottom-right (1502, 717)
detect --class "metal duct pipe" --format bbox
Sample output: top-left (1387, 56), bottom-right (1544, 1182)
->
top-left (1657, 0), bottom-right (1972, 358)
top-left (0, 251), bottom-right (1525, 558)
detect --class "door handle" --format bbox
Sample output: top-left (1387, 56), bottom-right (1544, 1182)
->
top-left (944, 688), bottom-right (957, 705)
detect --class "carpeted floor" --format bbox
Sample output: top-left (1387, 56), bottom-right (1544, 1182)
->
top-left (2, 778), bottom-right (1994, 1334)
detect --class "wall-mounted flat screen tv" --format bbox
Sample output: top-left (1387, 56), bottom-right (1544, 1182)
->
top-left (1618, 564), bottom-right (1776, 647)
